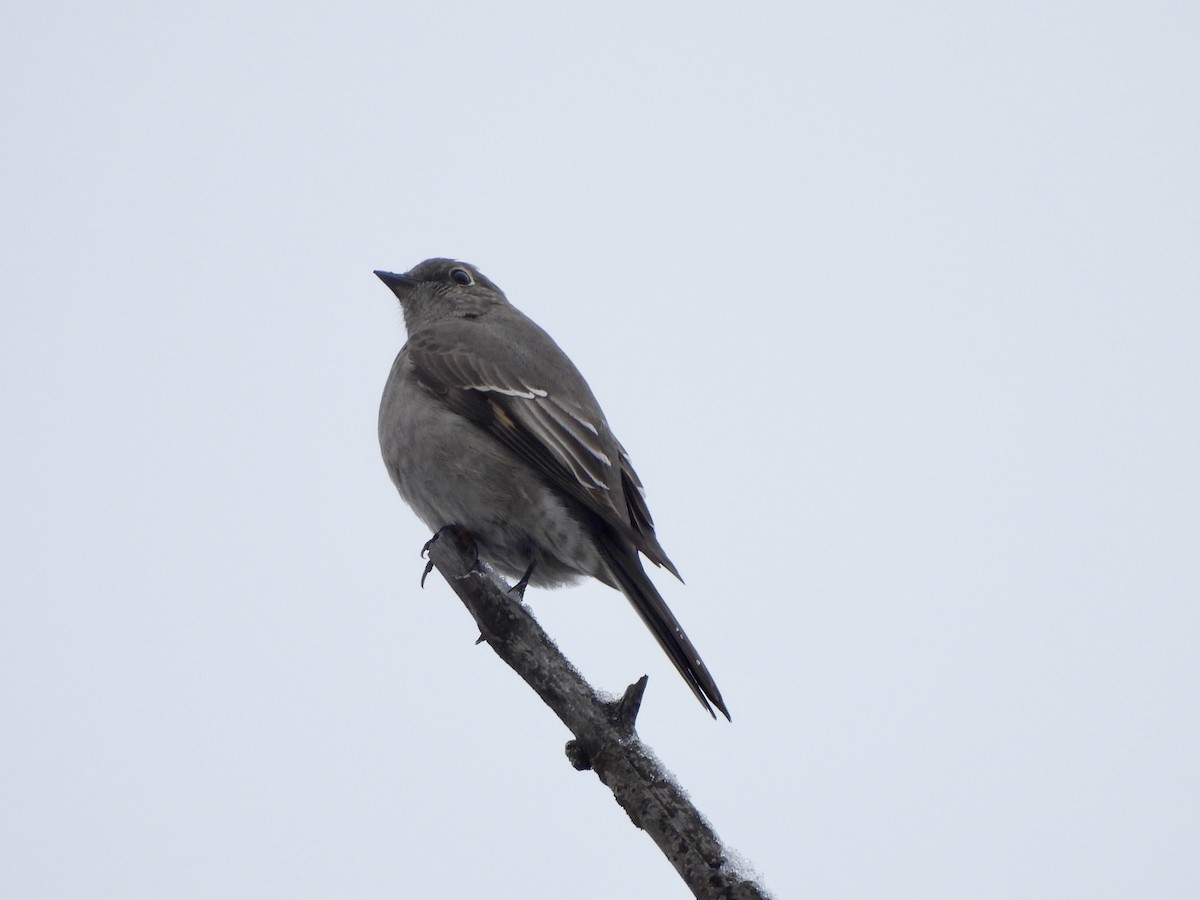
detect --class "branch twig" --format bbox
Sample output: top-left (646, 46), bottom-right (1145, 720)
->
top-left (424, 528), bottom-right (770, 900)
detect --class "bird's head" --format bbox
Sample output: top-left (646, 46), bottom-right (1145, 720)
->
top-left (374, 259), bottom-right (508, 332)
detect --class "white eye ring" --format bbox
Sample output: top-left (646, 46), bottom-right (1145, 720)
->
top-left (450, 267), bottom-right (473, 286)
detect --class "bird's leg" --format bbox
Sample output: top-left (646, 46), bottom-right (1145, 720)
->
top-left (508, 560), bottom-right (537, 599)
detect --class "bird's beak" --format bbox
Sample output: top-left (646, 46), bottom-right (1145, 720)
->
top-left (374, 270), bottom-right (417, 293)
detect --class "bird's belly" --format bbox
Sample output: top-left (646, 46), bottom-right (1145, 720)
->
top-left (383, 384), bottom-right (603, 588)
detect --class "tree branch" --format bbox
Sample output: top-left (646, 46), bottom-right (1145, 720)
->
top-left (424, 528), bottom-right (771, 900)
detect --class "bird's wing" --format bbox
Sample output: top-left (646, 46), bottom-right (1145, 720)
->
top-left (407, 330), bottom-right (679, 578)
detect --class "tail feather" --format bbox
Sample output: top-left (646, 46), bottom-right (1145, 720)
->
top-left (597, 535), bottom-right (730, 720)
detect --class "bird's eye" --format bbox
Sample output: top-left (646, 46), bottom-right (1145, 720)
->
top-left (450, 267), bottom-right (473, 285)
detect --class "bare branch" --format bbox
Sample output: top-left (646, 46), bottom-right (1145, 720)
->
top-left (424, 528), bottom-right (771, 900)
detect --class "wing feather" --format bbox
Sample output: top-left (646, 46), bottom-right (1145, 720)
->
top-left (407, 330), bottom-right (679, 576)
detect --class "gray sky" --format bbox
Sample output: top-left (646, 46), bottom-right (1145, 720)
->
top-left (3, 2), bottom-right (1197, 897)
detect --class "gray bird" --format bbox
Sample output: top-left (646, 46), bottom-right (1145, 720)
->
top-left (375, 258), bottom-right (729, 720)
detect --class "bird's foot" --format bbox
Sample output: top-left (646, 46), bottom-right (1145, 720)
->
top-left (507, 560), bottom-right (537, 600)
top-left (419, 525), bottom-right (478, 588)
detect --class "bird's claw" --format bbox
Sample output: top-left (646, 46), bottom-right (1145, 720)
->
top-left (419, 532), bottom-right (442, 587)
top-left (421, 533), bottom-right (440, 558)
top-left (419, 525), bottom-right (479, 588)
top-left (508, 560), bottom-right (537, 600)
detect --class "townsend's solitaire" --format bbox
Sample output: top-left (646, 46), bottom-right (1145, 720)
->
top-left (376, 259), bottom-right (728, 719)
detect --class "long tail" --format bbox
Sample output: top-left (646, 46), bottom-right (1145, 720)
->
top-left (597, 534), bottom-right (730, 720)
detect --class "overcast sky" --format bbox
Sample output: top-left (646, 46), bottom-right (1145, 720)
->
top-left (3, 2), bottom-right (1197, 898)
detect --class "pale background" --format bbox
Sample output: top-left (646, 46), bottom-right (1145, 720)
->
top-left (2, 2), bottom-right (1197, 898)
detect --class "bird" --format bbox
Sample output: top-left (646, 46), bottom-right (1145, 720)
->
top-left (375, 258), bottom-right (728, 720)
